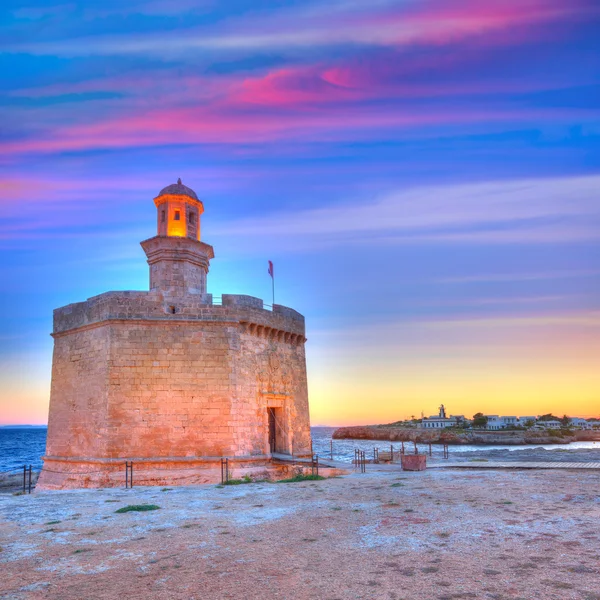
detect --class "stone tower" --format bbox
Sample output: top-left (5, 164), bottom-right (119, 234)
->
top-left (142, 179), bottom-right (213, 298)
top-left (38, 180), bottom-right (312, 489)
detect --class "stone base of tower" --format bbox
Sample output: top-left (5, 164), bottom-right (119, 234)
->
top-left (42, 293), bottom-right (312, 490)
top-left (36, 455), bottom-right (330, 490)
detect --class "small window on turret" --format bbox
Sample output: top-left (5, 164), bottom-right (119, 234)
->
top-left (189, 212), bottom-right (196, 224)
top-left (161, 210), bottom-right (165, 222)
top-left (174, 210), bottom-right (181, 221)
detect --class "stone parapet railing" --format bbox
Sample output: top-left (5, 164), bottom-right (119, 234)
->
top-left (53, 291), bottom-right (305, 337)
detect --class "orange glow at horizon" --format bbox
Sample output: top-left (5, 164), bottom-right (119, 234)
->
top-left (308, 372), bottom-right (600, 427)
top-left (306, 314), bottom-right (600, 426)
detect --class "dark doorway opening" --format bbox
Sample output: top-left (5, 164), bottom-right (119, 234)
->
top-left (268, 408), bottom-right (276, 453)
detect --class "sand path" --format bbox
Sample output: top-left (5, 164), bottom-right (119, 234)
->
top-left (1, 469), bottom-right (599, 599)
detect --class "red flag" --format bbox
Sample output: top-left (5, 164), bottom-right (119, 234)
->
top-left (268, 260), bottom-right (274, 278)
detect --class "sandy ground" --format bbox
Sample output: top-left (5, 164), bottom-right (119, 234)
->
top-left (1, 468), bottom-right (599, 600)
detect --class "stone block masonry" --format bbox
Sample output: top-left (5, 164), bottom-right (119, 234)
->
top-left (38, 180), bottom-right (312, 489)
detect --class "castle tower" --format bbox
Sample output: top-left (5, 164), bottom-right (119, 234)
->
top-left (141, 179), bottom-right (214, 298)
top-left (38, 180), bottom-right (312, 490)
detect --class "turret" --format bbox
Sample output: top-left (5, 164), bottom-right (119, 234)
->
top-left (141, 179), bottom-right (214, 298)
top-left (154, 178), bottom-right (204, 240)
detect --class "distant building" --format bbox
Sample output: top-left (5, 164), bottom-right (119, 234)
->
top-left (568, 417), bottom-right (600, 429)
top-left (538, 420), bottom-right (561, 429)
top-left (574, 419), bottom-right (600, 430)
top-left (485, 416), bottom-right (518, 430)
top-left (518, 416), bottom-right (537, 427)
top-left (420, 404), bottom-right (463, 429)
top-left (485, 416), bottom-right (501, 430)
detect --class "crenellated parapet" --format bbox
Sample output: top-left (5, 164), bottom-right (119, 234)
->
top-left (53, 291), bottom-right (305, 339)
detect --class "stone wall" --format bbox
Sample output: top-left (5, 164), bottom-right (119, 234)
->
top-left (39, 291), bottom-right (311, 489)
top-left (45, 325), bottom-right (110, 459)
top-left (231, 327), bottom-right (311, 457)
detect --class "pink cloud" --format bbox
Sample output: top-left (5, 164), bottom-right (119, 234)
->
top-left (3, 0), bottom-right (596, 157)
top-left (234, 67), bottom-right (365, 106)
top-left (2, 101), bottom-right (566, 157)
top-left (361, 0), bottom-right (595, 41)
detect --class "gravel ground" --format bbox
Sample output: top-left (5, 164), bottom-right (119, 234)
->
top-left (1, 468), bottom-right (599, 600)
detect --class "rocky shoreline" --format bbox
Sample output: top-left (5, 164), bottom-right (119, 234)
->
top-left (332, 425), bottom-right (600, 445)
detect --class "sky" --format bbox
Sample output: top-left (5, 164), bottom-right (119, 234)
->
top-left (0, 0), bottom-right (599, 426)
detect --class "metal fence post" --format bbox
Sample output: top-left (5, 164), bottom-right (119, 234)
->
top-left (125, 461), bottom-right (134, 488)
top-left (28, 465), bottom-right (32, 494)
top-left (23, 465), bottom-right (26, 493)
top-left (221, 458), bottom-right (229, 484)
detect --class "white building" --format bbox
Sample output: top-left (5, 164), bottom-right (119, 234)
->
top-left (485, 416), bottom-right (502, 430)
top-left (538, 420), bottom-right (561, 429)
top-left (485, 415), bottom-right (518, 430)
top-left (518, 416), bottom-right (537, 427)
top-left (420, 404), bottom-right (462, 429)
top-left (568, 417), bottom-right (600, 429)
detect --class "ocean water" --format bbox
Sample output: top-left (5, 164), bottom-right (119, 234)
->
top-left (0, 427), bottom-right (48, 472)
top-left (310, 426), bottom-right (600, 463)
top-left (2, 426), bottom-right (600, 472)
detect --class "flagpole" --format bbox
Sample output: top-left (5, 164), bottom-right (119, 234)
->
top-left (268, 260), bottom-right (275, 308)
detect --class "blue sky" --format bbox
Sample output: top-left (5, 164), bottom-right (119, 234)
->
top-left (0, 0), bottom-right (599, 424)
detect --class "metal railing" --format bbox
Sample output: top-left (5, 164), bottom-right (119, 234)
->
top-left (311, 455), bottom-right (319, 476)
top-left (354, 449), bottom-right (367, 473)
top-left (209, 296), bottom-right (274, 311)
top-left (220, 458), bottom-right (229, 484)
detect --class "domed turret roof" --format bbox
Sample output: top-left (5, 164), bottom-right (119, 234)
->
top-left (157, 178), bottom-right (198, 200)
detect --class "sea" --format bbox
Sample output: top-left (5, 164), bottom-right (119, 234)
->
top-left (2, 426), bottom-right (600, 472)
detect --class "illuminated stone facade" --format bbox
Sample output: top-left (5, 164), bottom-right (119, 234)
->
top-left (38, 180), bottom-right (312, 489)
